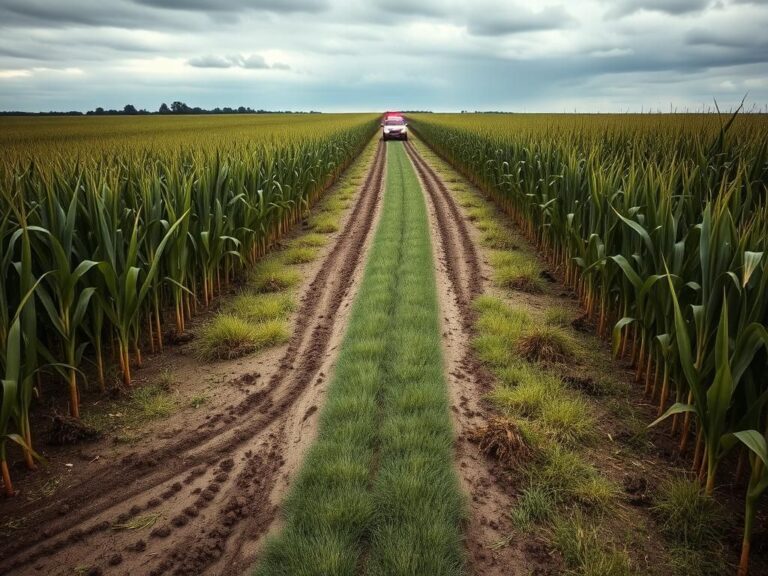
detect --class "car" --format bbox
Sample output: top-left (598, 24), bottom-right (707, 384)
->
top-left (381, 115), bottom-right (408, 141)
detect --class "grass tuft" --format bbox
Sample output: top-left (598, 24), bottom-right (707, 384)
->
top-left (130, 383), bottom-right (176, 419)
top-left (654, 477), bottom-right (726, 549)
top-left (225, 292), bottom-right (294, 323)
top-left (517, 326), bottom-right (575, 363)
top-left (250, 259), bottom-right (302, 293)
top-left (544, 306), bottom-right (572, 327)
top-left (512, 485), bottom-right (555, 531)
top-left (290, 232), bottom-right (328, 248)
top-left (552, 512), bottom-right (632, 576)
top-left (196, 314), bottom-right (288, 360)
top-left (280, 246), bottom-right (318, 265)
top-left (309, 213), bottom-right (340, 233)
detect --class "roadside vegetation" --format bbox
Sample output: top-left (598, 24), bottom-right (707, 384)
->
top-left (256, 142), bottom-right (464, 576)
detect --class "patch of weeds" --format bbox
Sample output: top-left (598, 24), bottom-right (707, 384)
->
top-left (226, 292), bottom-right (295, 323)
top-left (490, 376), bottom-right (595, 445)
top-left (667, 544), bottom-right (728, 576)
top-left (517, 325), bottom-right (576, 363)
top-left (196, 314), bottom-right (288, 360)
top-left (250, 258), bottom-right (301, 293)
top-left (456, 191), bottom-right (481, 208)
top-left (473, 333), bottom-right (513, 368)
top-left (490, 378), bottom-right (555, 418)
top-left (291, 233), bottom-right (328, 248)
top-left (537, 444), bottom-right (597, 503)
top-left (545, 306), bottom-right (572, 327)
top-left (551, 511), bottom-right (632, 576)
top-left (280, 246), bottom-right (318, 265)
top-left (481, 224), bottom-right (518, 250)
top-left (466, 205), bottom-right (494, 222)
top-left (512, 485), bottom-right (555, 531)
top-left (308, 213), bottom-right (339, 233)
top-left (190, 394), bottom-right (207, 409)
top-left (570, 475), bottom-right (618, 511)
top-left (156, 369), bottom-right (176, 391)
top-left (653, 477), bottom-right (726, 549)
top-left (320, 196), bottom-right (347, 214)
top-left (540, 395), bottom-right (595, 445)
top-left (130, 383), bottom-right (176, 420)
top-left (490, 250), bottom-right (543, 293)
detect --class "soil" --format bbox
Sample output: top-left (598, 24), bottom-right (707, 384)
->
top-left (0, 140), bottom-right (386, 576)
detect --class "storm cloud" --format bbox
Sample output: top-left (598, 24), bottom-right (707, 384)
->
top-left (0, 0), bottom-right (766, 112)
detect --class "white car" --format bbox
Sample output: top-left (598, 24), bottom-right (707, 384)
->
top-left (381, 116), bottom-right (408, 141)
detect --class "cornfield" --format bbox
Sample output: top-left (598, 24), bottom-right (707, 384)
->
top-left (412, 112), bottom-right (768, 576)
top-left (0, 113), bottom-right (377, 495)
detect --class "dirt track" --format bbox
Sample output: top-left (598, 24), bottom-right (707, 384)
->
top-left (0, 142), bottom-right (386, 576)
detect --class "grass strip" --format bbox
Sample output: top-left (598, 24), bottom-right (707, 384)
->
top-left (255, 142), bottom-right (464, 576)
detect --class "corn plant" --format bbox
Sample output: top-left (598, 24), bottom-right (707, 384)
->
top-left (412, 111), bottom-right (768, 574)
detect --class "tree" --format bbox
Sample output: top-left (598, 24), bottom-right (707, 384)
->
top-left (123, 104), bottom-right (138, 115)
top-left (159, 102), bottom-right (171, 114)
top-left (171, 101), bottom-right (189, 114)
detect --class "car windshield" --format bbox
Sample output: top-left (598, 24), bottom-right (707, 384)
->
top-left (385, 118), bottom-right (405, 126)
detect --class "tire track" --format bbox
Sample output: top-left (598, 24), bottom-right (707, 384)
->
top-left (0, 141), bottom-right (386, 576)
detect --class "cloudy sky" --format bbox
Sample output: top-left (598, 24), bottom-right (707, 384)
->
top-left (1, 0), bottom-right (767, 112)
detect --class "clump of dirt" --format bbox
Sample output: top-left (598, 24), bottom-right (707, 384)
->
top-left (165, 329), bottom-right (195, 345)
top-left (47, 413), bottom-right (101, 446)
top-left (561, 373), bottom-right (604, 396)
top-left (517, 332), bottom-right (573, 364)
top-left (623, 474), bottom-right (650, 507)
top-left (539, 269), bottom-right (558, 283)
top-left (571, 312), bottom-right (593, 333)
top-left (468, 417), bottom-right (530, 468)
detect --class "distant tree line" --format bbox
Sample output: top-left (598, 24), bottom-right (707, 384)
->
top-left (0, 102), bottom-right (322, 116)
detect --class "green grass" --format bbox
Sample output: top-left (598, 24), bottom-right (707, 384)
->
top-left (249, 258), bottom-right (302, 292)
top-left (196, 314), bottom-right (288, 360)
top-left (490, 250), bottom-right (543, 293)
top-left (290, 233), bottom-right (328, 248)
top-left (309, 213), bottom-right (340, 233)
top-left (280, 246), bottom-right (319, 264)
top-left (225, 292), bottom-right (295, 323)
top-left (545, 306), bottom-right (572, 327)
top-left (653, 478), bottom-right (726, 549)
top-left (130, 383), bottom-right (176, 419)
top-left (551, 512), bottom-right (632, 576)
top-left (255, 142), bottom-right (463, 576)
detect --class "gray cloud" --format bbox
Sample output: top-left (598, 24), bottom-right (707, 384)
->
top-left (466, 6), bottom-right (573, 36)
top-left (0, 0), bottom-right (175, 28)
top-left (188, 55), bottom-right (232, 68)
top-left (187, 54), bottom-right (288, 70)
top-left (132, 0), bottom-right (328, 13)
top-left (607, 0), bottom-right (711, 17)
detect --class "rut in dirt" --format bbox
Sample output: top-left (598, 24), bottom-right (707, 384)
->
top-left (0, 141), bottom-right (386, 576)
top-left (404, 141), bottom-right (482, 323)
